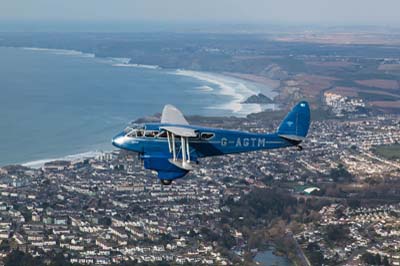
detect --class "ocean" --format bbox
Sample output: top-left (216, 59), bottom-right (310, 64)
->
top-left (0, 46), bottom-right (276, 167)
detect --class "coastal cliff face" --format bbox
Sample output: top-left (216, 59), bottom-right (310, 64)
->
top-left (261, 64), bottom-right (289, 80)
top-left (242, 93), bottom-right (274, 104)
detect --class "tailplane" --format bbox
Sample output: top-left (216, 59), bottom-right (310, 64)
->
top-left (277, 101), bottom-right (310, 143)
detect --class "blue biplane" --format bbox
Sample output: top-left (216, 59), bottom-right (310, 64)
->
top-left (112, 101), bottom-right (310, 185)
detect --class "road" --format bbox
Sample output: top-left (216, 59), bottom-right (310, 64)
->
top-left (286, 230), bottom-right (312, 266)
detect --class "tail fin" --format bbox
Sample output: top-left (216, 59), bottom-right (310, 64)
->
top-left (277, 101), bottom-right (310, 142)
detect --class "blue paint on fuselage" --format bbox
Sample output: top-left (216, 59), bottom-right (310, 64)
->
top-left (111, 101), bottom-right (310, 182)
top-left (112, 123), bottom-right (293, 159)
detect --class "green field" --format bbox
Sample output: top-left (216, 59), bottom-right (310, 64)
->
top-left (372, 144), bottom-right (400, 160)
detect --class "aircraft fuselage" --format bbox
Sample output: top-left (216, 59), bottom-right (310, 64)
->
top-left (111, 101), bottom-right (310, 183)
top-left (112, 123), bottom-right (294, 159)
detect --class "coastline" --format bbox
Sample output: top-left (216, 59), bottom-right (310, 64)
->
top-left (1, 46), bottom-right (281, 168)
top-left (174, 69), bottom-right (279, 115)
top-left (222, 72), bottom-right (281, 93)
top-left (18, 46), bottom-right (277, 114)
top-left (22, 47), bottom-right (96, 58)
top-left (21, 150), bottom-right (108, 169)
top-left (21, 47), bottom-right (161, 70)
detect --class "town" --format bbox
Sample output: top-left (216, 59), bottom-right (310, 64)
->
top-left (0, 108), bottom-right (399, 266)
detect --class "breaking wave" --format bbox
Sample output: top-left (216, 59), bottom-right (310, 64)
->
top-left (22, 47), bottom-right (95, 58)
top-left (174, 70), bottom-right (266, 116)
top-left (196, 85), bottom-right (214, 92)
top-left (112, 63), bottom-right (160, 69)
top-left (22, 47), bottom-right (160, 70)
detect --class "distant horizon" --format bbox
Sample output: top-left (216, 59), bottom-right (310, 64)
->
top-left (2, 0), bottom-right (400, 28)
top-left (1, 19), bottom-right (400, 33)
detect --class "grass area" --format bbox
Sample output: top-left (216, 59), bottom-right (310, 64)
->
top-left (358, 92), bottom-right (400, 101)
top-left (372, 144), bottom-right (400, 160)
top-left (311, 107), bottom-right (334, 121)
top-left (334, 79), bottom-right (400, 94)
top-left (272, 57), bottom-right (307, 74)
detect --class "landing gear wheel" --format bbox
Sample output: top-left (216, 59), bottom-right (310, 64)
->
top-left (160, 179), bottom-right (172, 185)
top-left (297, 145), bottom-right (303, 151)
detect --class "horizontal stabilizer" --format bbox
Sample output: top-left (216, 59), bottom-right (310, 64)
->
top-left (278, 134), bottom-right (306, 142)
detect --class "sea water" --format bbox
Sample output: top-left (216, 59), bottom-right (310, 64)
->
top-left (0, 46), bottom-right (274, 166)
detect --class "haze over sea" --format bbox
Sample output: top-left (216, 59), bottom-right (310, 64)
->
top-left (0, 46), bottom-right (276, 167)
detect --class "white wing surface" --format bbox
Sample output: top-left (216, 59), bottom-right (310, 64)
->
top-left (160, 126), bottom-right (197, 137)
top-left (161, 105), bottom-right (189, 125)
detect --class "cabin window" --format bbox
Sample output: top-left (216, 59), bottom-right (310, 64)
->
top-left (200, 132), bottom-right (215, 140)
top-left (126, 129), bottom-right (145, 138)
top-left (136, 130), bottom-right (144, 137)
top-left (189, 132), bottom-right (200, 140)
top-left (145, 131), bottom-right (159, 138)
top-left (157, 131), bottom-right (168, 138)
top-left (124, 127), bottom-right (133, 133)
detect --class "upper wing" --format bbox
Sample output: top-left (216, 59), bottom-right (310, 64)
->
top-left (160, 126), bottom-right (197, 137)
top-left (161, 105), bottom-right (189, 125)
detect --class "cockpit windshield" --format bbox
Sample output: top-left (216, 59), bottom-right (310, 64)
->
top-left (124, 123), bottom-right (144, 132)
top-left (124, 124), bottom-right (164, 139)
top-left (124, 123), bottom-right (145, 138)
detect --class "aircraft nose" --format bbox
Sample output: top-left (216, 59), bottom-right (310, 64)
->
top-left (112, 132), bottom-right (126, 148)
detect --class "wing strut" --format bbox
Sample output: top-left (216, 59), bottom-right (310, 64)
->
top-left (186, 138), bottom-right (190, 163)
top-left (181, 136), bottom-right (186, 162)
top-left (172, 133), bottom-right (176, 161)
top-left (180, 136), bottom-right (192, 164)
top-left (167, 131), bottom-right (172, 153)
top-left (166, 132), bottom-right (194, 171)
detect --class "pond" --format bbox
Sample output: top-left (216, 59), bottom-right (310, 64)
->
top-left (254, 248), bottom-right (293, 266)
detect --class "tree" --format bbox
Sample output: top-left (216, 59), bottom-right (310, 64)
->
top-left (4, 250), bottom-right (84, 266)
top-left (248, 231), bottom-right (265, 249)
top-left (200, 227), bottom-right (219, 242)
top-left (382, 256), bottom-right (390, 266)
top-left (325, 224), bottom-right (349, 242)
top-left (347, 199), bottom-right (361, 209)
top-left (4, 250), bottom-right (43, 266)
top-left (361, 252), bottom-right (381, 265)
top-left (220, 225), bottom-right (236, 249)
top-left (329, 163), bottom-right (353, 182)
top-left (100, 216), bottom-right (112, 226)
top-left (0, 239), bottom-right (10, 252)
top-left (49, 253), bottom-right (70, 266)
top-left (306, 243), bottom-right (324, 265)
